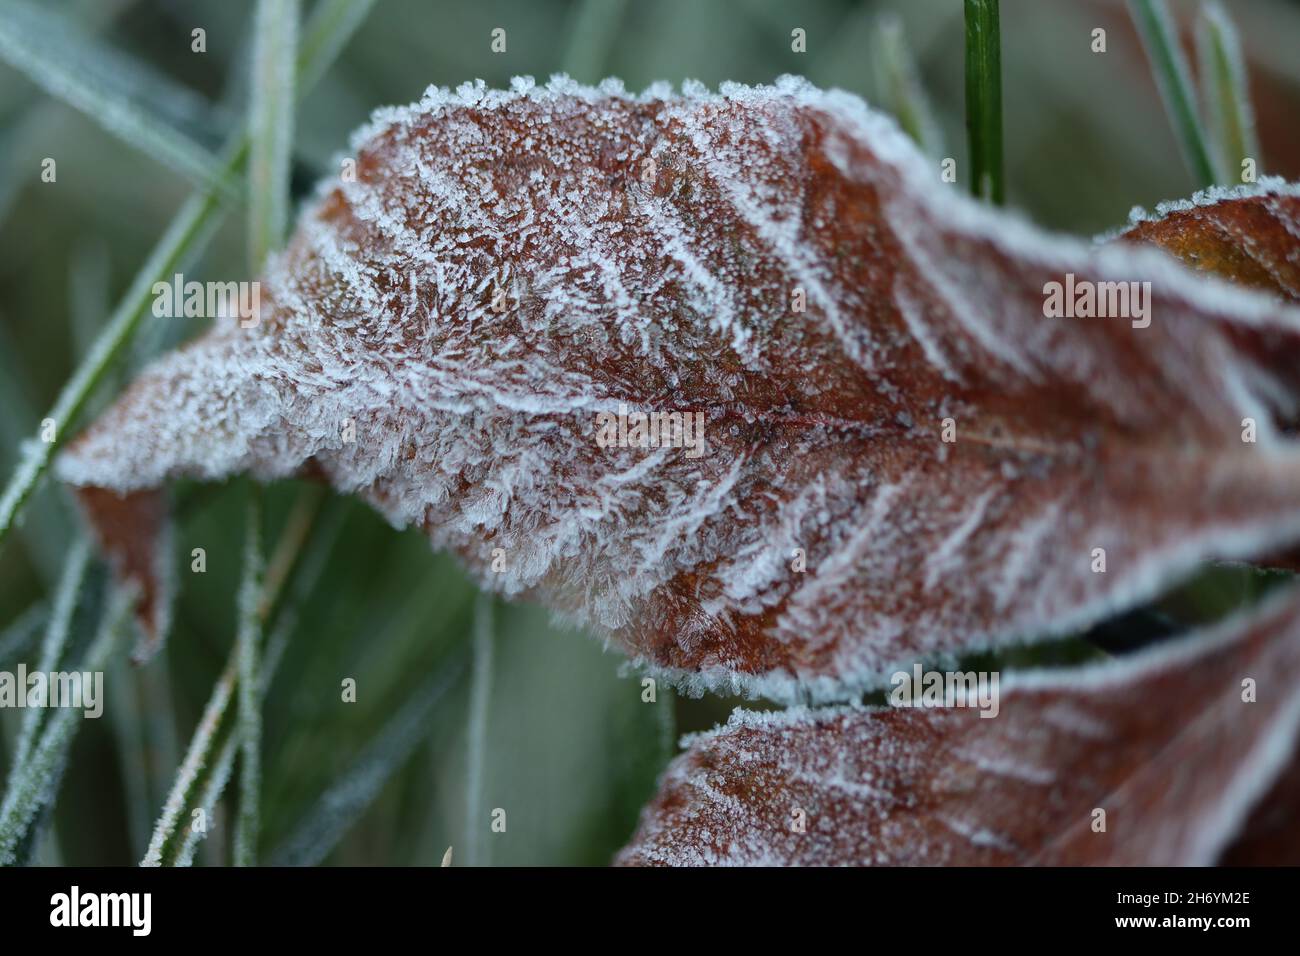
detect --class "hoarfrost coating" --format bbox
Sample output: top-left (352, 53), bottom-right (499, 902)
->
top-left (57, 75), bottom-right (1300, 702)
top-left (618, 590), bottom-right (1300, 866)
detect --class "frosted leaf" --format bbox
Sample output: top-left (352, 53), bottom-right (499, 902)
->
top-left (1122, 184), bottom-right (1300, 303)
top-left (616, 591), bottom-right (1300, 866)
top-left (55, 75), bottom-right (1300, 697)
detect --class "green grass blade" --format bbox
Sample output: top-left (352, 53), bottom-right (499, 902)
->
top-left (1129, 0), bottom-right (1217, 187)
top-left (248, 0), bottom-right (300, 271)
top-left (105, 654), bottom-right (152, 859)
top-left (964, 0), bottom-right (1004, 204)
top-left (295, 0), bottom-right (377, 94)
top-left (0, 0), bottom-right (136, 226)
top-left (141, 487), bottom-right (335, 866)
top-left (0, 319), bottom-right (74, 583)
top-left (267, 655), bottom-right (465, 866)
top-left (0, 166), bottom-right (229, 552)
top-left (233, 488), bottom-right (266, 866)
top-left (561, 0), bottom-right (628, 80)
top-left (8, 540), bottom-right (90, 777)
top-left (139, 653), bottom-right (237, 867)
top-left (172, 728), bottom-right (238, 867)
top-left (0, 0), bottom-right (377, 556)
top-left (0, 603), bottom-right (47, 670)
top-left (464, 592), bottom-right (495, 867)
top-left (871, 14), bottom-right (945, 158)
top-left (0, 0), bottom-right (235, 197)
top-left (0, 583), bottom-right (131, 866)
top-left (1197, 0), bottom-right (1261, 183)
top-left (236, 0), bottom-right (301, 865)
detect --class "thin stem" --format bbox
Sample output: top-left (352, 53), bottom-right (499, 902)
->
top-left (140, 488), bottom-right (336, 866)
top-left (561, 0), bottom-right (628, 80)
top-left (0, 0), bottom-right (235, 197)
top-left (964, 0), bottom-right (1004, 204)
top-left (106, 654), bottom-right (152, 858)
top-left (0, 603), bottom-right (48, 670)
top-left (233, 488), bottom-right (265, 866)
top-left (248, 0), bottom-right (299, 272)
top-left (0, 583), bottom-right (131, 865)
top-left (9, 539), bottom-right (90, 778)
top-left (172, 729), bottom-right (238, 867)
top-left (139, 653), bottom-right (237, 867)
top-left (1197, 0), bottom-right (1260, 184)
top-left (1129, 0), bottom-right (1217, 188)
top-left (0, 174), bottom-right (229, 551)
top-left (267, 654), bottom-right (465, 866)
top-left (465, 592), bottom-right (495, 867)
top-left (872, 14), bottom-right (944, 158)
top-left (258, 483), bottom-right (325, 624)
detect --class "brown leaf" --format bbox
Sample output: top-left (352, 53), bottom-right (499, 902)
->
top-left (56, 77), bottom-right (1300, 698)
top-left (1123, 191), bottom-right (1300, 302)
top-left (74, 487), bottom-right (172, 659)
top-left (616, 589), bottom-right (1300, 866)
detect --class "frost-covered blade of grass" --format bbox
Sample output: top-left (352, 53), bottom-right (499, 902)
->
top-left (0, 0), bottom-right (234, 196)
top-left (106, 655), bottom-right (151, 859)
top-left (464, 592), bottom-right (494, 867)
top-left (0, 584), bottom-right (131, 866)
top-left (142, 488), bottom-right (335, 866)
top-left (0, 0), bottom-right (377, 555)
top-left (268, 654), bottom-right (465, 866)
top-left (0, 321), bottom-right (74, 584)
top-left (0, 603), bottom-right (47, 671)
top-left (174, 580), bottom-right (315, 868)
top-left (1197, 0), bottom-right (1260, 184)
top-left (871, 14), bottom-right (944, 159)
top-left (237, 0), bottom-right (301, 865)
top-left (1129, 0), bottom-right (1217, 187)
top-left (233, 489), bottom-right (265, 866)
top-left (0, 0), bottom-right (132, 226)
top-left (172, 729), bottom-right (237, 867)
top-left (0, 163), bottom-right (227, 552)
top-left (8, 539), bottom-right (90, 778)
top-left (248, 0), bottom-right (300, 271)
top-left (140, 653), bottom-right (237, 867)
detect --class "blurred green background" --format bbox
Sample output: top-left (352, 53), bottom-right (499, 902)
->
top-left (2, 0), bottom-right (1300, 865)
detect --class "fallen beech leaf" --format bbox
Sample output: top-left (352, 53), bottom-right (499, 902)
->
top-left (56, 76), bottom-right (1300, 696)
top-left (616, 589), bottom-right (1300, 866)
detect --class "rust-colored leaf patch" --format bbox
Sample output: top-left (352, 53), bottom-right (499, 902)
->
top-left (616, 589), bottom-right (1300, 866)
top-left (1123, 191), bottom-right (1300, 302)
top-left (57, 77), bottom-right (1300, 700)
